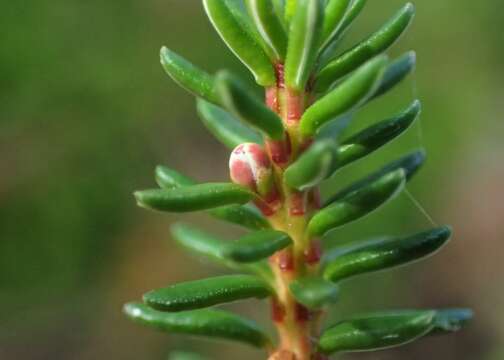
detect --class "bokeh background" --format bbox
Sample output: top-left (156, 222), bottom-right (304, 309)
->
top-left (1, 0), bottom-right (503, 359)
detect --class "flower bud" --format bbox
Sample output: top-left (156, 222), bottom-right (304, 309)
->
top-left (229, 143), bottom-right (280, 215)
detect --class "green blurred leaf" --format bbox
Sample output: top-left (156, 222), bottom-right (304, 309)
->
top-left (318, 310), bottom-right (436, 354)
top-left (196, 99), bottom-right (262, 149)
top-left (171, 223), bottom-right (272, 279)
top-left (316, 113), bottom-right (353, 141)
top-left (168, 351), bottom-right (208, 360)
top-left (222, 230), bottom-right (292, 263)
top-left (300, 55), bottom-right (388, 137)
top-left (336, 100), bottom-right (421, 167)
top-left (316, 3), bottom-right (414, 93)
top-left (215, 71), bottom-right (284, 140)
top-left (289, 277), bottom-right (339, 309)
top-left (369, 51), bottom-right (416, 102)
top-left (124, 303), bottom-right (272, 348)
top-left (325, 149), bottom-right (426, 205)
top-left (284, 139), bottom-right (339, 190)
top-left (135, 183), bottom-right (255, 213)
top-left (318, 309), bottom-right (472, 354)
top-left (245, 0), bottom-right (288, 61)
top-left (308, 169), bottom-right (406, 237)
top-left (143, 274), bottom-right (271, 312)
top-left (321, 0), bottom-right (352, 48)
top-left (203, 0), bottom-right (276, 86)
top-left (160, 47), bottom-right (219, 104)
top-left (155, 166), bottom-right (269, 230)
top-left (284, 0), bottom-right (298, 24)
top-left (323, 226), bottom-right (451, 282)
top-left (284, 0), bottom-right (324, 91)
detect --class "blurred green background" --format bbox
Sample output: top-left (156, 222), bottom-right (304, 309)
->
top-left (1, 0), bottom-right (503, 359)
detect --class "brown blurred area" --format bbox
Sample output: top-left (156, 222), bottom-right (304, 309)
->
top-left (1, 0), bottom-right (503, 359)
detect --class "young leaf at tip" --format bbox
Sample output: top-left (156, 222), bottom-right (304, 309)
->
top-left (222, 230), bottom-right (292, 263)
top-left (289, 277), bottom-right (339, 309)
top-left (124, 303), bottom-right (272, 348)
top-left (245, 0), bottom-right (288, 62)
top-left (284, 139), bottom-right (339, 191)
top-left (336, 100), bottom-right (421, 168)
top-left (143, 274), bottom-right (271, 312)
top-left (316, 3), bottom-right (415, 93)
top-left (197, 99), bottom-right (263, 149)
top-left (135, 183), bottom-right (255, 213)
top-left (368, 51), bottom-right (416, 102)
top-left (203, 0), bottom-right (276, 86)
top-left (160, 47), bottom-right (220, 104)
top-left (318, 310), bottom-right (436, 354)
top-left (324, 149), bottom-right (426, 206)
top-left (308, 169), bottom-right (406, 237)
top-left (321, 0), bottom-right (353, 48)
top-left (300, 55), bottom-right (388, 138)
top-left (215, 71), bottom-right (285, 140)
top-left (323, 226), bottom-right (452, 282)
top-left (284, 0), bottom-right (324, 92)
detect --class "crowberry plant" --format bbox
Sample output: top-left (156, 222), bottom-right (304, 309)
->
top-left (124, 1), bottom-right (472, 359)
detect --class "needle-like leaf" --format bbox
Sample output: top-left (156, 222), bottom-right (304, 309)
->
top-left (223, 230), bottom-right (292, 263)
top-left (290, 277), bottom-right (339, 309)
top-left (321, 0), bottom-right (353, 48)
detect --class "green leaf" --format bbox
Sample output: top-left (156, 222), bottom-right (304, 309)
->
top-left (160, 47), bottom-right (219, 104)
top-left (143, 275), bottom-right (271, 312)
top-left (318, 310), bottom-right (436, 354)
top-left (318, 309), bottom-right (472, 354)
top-left (316, 3), bottom-right (415, 93)
top-left (284, 139), bottom-right (339, 190)
top-left (171, 223), bottom-right (272, 279)
top-left (245, 0), bottom-right (288, 61)
top-left (155, 166), bottom-right (269, 230)
top-left (135, 183), bottom-right (255, 213)
top-left (289, 277), bottom-right (339, 309)
top-left (325, 149), bottom-right (426, 206)
top-left (323, 226), bottom-right (451, 282)
top-left (316, 113), bottom-right (353, 141)
top-left (284, 0), bottom-right (298, 24)
top-left (196, 99), bottom-right (262, 149)
top-left (215, 71), bottom-right (284, 140)
top-left (168, 351), bottom-right (208, 360)
top-left (222, 230), bottom-right (292, 262)
top-left (369, 51), bottom-right (416, 101)
top-left (336, 100), bottom-right (421, 167)
top-left (321, 0), bottom-right (352, 47)
top-left (203, 0), bottom-right (275, 86)
top-left (124, 303), bottom-right (271, 348)
top-left (308, 169), bottom-right (406, 237)
top-left (300, 55), bottom-right (388, 137)
top-left (284, 0), bottom-right (324, 91)
top-left (156, 165), bottom-right (195, 189)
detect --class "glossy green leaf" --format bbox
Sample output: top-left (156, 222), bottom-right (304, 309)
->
top-left (316, 113), bottom-right (353, 141)
top-left (143, 275), bottom-right (271, 312)
top-left (168, 351), bottom-right (208, 360)
top-left (245, 0), bottom-right (288, 61)
top-left (284, 0), bottom-right (298, 24)
top-left (289, 277), bottom-right (339, 309)
top-left (171, 223), bottom-right (272, 279)
top-left (324, 226), bottom-right (451, 282)
top-left (284, 139), bottom-right (339, 190)
top-left (318, 309), bottom-right (472, 354)
top-left (124, 303), bottom-right (271, 348)
top-left (203, 0), bottom-right (275, 86)
top-left (308, 169), bottom-right (406, 237)
top-left (321, 0), bottom-right (352, 47)
top-left (155, 166), bottom-right (269, 230)
top-left (160, 47), bottom-right (219, 104)
top-left (336, 100), bottom-right (421, 167)
top-left (300, 55), bottom-right (388, 137)
top-left (325, 149), bottom-right (426, 206)
top-left (316, 3), bottom-right (415, 93)
top-left (369, 51), bottom-right (416, 101)
top-left (272, 0), bottom-right (286, 20)
top-left (318, 310), bottom-right (436, 354)
top-left (135, 183), bottom-right (255, 213)
top-left (196, 99), bottom-right (262, 149)
top-left (223, 230), bottom-right (292, 263)
top-left (284, 0), bottom-right (324, 91)
top-left (215, 71), bottom-right (284, 140)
